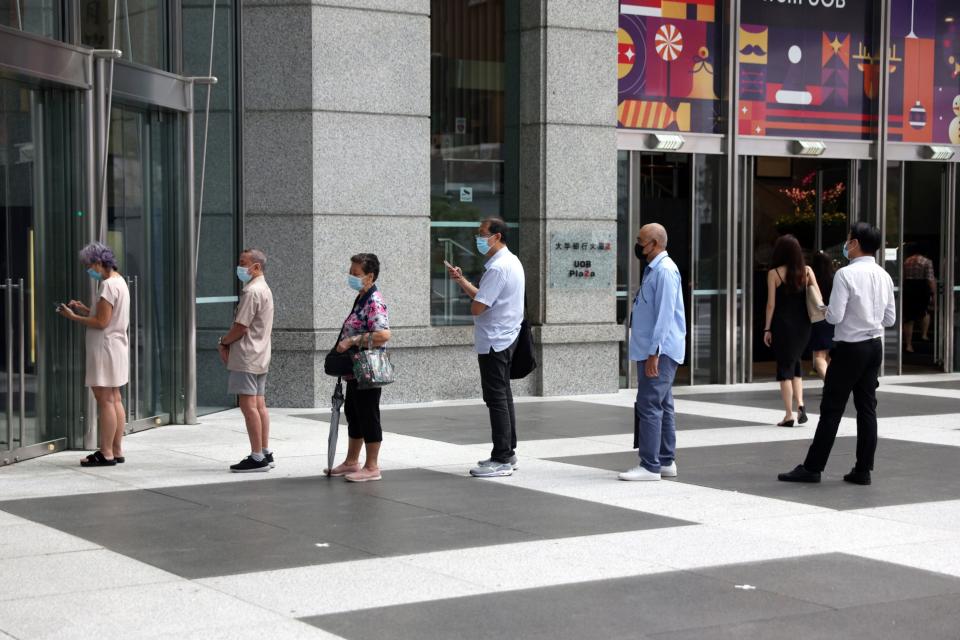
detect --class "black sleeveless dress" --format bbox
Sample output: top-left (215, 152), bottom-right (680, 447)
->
top-left (771, 270), bottom-right (811, 381)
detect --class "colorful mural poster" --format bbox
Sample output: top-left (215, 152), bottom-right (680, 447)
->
top-left (888, 0), bottom-right (960, 144)
top-left (738, 0), bottom-right (878, 140)
top-left (618, 0), bottom-right (724, 133)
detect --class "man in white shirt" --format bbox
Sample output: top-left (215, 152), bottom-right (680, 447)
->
top-left (779, 223), bottom-right (895, 486)
top-left (447, 217), bottom-right (525, 478)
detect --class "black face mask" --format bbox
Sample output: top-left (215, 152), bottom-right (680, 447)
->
top-left (634, 242), bottom-right (644, 261)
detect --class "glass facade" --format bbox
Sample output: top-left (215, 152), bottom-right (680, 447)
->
top-left (429, 0), bottom-right (519, 325)
top-left (82, 0), bottom-right (168, 69)
top-left (0, 0), bottom-right (59, 38)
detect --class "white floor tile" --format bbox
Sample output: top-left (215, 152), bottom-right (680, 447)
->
top-left (0, 522), bottom-right (101, 560)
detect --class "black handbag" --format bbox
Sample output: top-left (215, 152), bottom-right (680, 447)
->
top-left (510, 319), bottom-right (537, 379)
top-left (324, 297), bottom-right (361, 378)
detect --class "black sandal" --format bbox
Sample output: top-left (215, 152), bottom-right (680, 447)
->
top-left (115, 456), bottom-right (125, 464)
top-left (797, 406), bottom-right (808, 424)
top-left (81, 451), bottom-right (117, 467)
top-left (777, 419), bottom-right (795, 428)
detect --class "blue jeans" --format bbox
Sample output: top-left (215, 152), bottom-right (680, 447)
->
top-left (634, 356), bottom-right (679, 473)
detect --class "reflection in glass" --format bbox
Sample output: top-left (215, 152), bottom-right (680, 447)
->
top-left (430, 0), bottom-right (519, 325)
top-left (884, 162), bottom-right (901, 375)
top-left (0, 0), bottom-right (59, 38)
top-left (692, 155), bottom-right (726, 384)
top-left (82, 0), bottom-right (167, 69)
top-left (183, 0), bottom-right (239, 414)
top-left (106, 106), bottom-right (179, 425)
top-left (616, 151), bottom-right (630, 387)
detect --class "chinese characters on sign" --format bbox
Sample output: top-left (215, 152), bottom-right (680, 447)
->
top-left (548, 233), bottom-right (616, 290)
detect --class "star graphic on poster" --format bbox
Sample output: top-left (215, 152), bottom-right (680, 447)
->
top-left (742, 106), bottom-right (749, 114)
top-left (625, 47), bottom-right (635, 61)
top-left (830, 36), bottom-right (843, 54)
top-left (755, 125), bottom-right (762, 134)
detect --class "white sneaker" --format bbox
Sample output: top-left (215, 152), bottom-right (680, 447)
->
top-left (618, 465), bottom-right (661, 481)
top-left (660, 462), bottom-right (677, 478)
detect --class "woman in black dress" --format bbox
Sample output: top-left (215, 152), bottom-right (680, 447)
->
top-left (808, 252), bottom-right (835, 378)
top-left (763, 235), bottom-right (820, 427)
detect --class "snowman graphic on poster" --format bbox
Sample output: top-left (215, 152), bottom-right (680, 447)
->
top-left (950, 94), bottom-right (960, 144)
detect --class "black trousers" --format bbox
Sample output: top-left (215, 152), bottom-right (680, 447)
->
top-left (344, 380), bottom-right (382, 443)
top-left (478, 339), bottom-right (518, 462)
top-left (803, 338), bottom-right (883, 473)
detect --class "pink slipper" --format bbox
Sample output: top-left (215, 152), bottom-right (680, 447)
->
top-left (345, 468), bottom-right (382, 483)
top-left (325, 462), bottom-right (361, 477)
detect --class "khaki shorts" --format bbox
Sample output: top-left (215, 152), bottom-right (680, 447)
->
top-left (227, 371), bottom-right (267, 396)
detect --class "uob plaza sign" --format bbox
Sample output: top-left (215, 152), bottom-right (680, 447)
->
top-left (742, 0), bottom-right (872, 32)
top-left (762, 0), bottom-right (847, 7)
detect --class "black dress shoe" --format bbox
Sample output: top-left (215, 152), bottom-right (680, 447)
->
top-left (778, 465), bottom-right (821, 483)
top-left (777, 419), bottom-right (795, 427)
top-left (797, 406), bottom-right (808, 424)
top-left (843, 469), bottom-right (871, 485)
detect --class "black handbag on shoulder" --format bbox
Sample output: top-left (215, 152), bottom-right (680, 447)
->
top-left (510, 318), bottom-right (537, 380)
top-left (324, 294), bottom-right (363, 378)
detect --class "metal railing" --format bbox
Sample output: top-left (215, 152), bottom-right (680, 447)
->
top-left (1, 278), bottom-right (25, 452)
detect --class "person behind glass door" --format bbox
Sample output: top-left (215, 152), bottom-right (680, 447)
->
top-left (763, 234), bottom-right (818, 427)
top-left (620, 223), bottom-right (686, 482)
top-left (446, 217), bottom-right (525, 478)
top-left (219, 249), bottom-right (275, 473)
top-left (901, 242), bottom-right (936, 353)
top-left (324, 253), bottom-right (392, 483)
top-left (779, 223), bottom-right (896, 486)
top-left (808, 251), bottom-right (836, 379)
top-left (57, 242), bottom-right (130, 467)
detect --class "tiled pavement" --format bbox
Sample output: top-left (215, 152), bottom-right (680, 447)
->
top-left (1, 375), bottom-right (960, 639)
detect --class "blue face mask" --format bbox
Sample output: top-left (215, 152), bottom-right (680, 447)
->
top-left (86, 267), bottom-right (103, 281)
top-left (476, 235), bottom-right (491, 256)
top-left (236, 265), bottom-right (253, 283)
top-left (347, 274), bottom-right (364, 291)
top-left (842, 241), bottom-right (850, 260)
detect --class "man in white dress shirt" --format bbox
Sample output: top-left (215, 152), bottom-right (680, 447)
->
top-left (779, 223), bottom-right (895, 485)
top-left (447, 217), bottom-right (525, 478)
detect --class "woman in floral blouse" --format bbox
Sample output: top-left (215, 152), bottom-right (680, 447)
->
top-left (325, 253), bottom-right (392, 482)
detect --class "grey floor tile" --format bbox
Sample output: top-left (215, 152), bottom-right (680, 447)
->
top-left (683, 389), bottom-right (957, 418)
top-left (693, 553), bottom-right (960, 610)
top-left (548, 438), bottom-right (960, 510)
top-left (899, 380), bottom-right (960, 391)
top-left (0, 469), bottom-right (689, 579)
top-left (649, 593), bottom-right (960, 640)
top-left (296, 401), bottom-right (761, 443)
top-left (302, 561), bottom-right (830, 640)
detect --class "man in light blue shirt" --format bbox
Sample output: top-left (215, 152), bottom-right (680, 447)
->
top-left (621, 223), bottom-right (686, 481)
top-left (447, 217), bottom-right (525, 478)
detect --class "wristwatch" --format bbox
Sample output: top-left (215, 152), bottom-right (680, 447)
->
top-left (218, 336), bottom-right (225, 346)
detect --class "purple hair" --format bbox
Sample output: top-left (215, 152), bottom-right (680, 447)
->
top-left (78, 242), bottom-right (118, 271)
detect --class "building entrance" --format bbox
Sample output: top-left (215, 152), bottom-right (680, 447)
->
top-left (884, 162), bottom-right (956, 375)
top-left (743, 157), bottom-right (855, 382)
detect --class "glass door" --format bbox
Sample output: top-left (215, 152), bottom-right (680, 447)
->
top-left (885, 162), bottom-right (952, 375)
top-left (106, 105), bottom-right (180, 432)
top-left (746, 156), bottom-right (853, 381)
top-left (1, 78), bottom-right (85, 463)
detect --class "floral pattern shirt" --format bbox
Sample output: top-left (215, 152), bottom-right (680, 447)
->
top-left (341, 286), bottom-right (390, 341)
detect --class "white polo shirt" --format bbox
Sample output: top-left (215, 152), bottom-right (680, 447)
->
top-left (473, 247), bottom-right (525, 354)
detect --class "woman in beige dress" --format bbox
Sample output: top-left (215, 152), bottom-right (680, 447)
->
top-left (58, 242), bottom-right (130, 467)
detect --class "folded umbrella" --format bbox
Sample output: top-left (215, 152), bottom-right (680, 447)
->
top-left (327, 378), bottom-right (344, 477)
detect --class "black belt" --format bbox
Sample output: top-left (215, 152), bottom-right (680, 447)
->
top-left (836, 337), bottom-right (882, 345)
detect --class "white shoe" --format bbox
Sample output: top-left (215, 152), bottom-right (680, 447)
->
top-left (618, 465), bottom-right (661, 481)
top-left (660, 462), bottom-right (677, 478)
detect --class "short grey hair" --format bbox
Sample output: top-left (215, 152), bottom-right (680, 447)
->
top-left (641, 223), bottom-right (668, 248)
top-left (241, 248), bottom-right (267, 271)
top-left (78, 242), bottom-right (118, 270)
